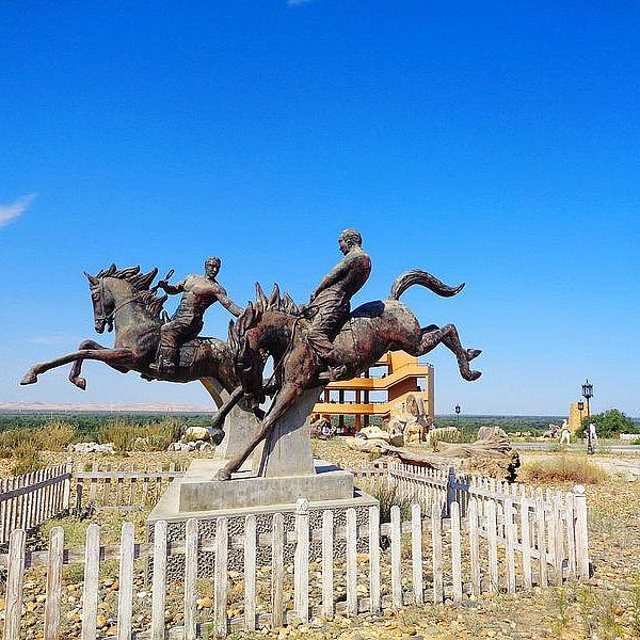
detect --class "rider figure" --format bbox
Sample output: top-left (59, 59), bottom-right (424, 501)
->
top-left (302, 228), bottom-right (371, 380)
top-left (153, 257), bottom-right (242, 374)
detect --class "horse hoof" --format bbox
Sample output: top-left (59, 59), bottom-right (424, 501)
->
top-left (20, 372), bottom-right (37, 385)
top-left (215, 468), bottom-right (232, 481)
top-left (463, 370), bottom-right (482, 382)
top-left (466, 349), bottom-right (482, 362)
top-left (71, 377), bottom-right (87, 390)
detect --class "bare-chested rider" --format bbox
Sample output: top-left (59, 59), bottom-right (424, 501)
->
top-left (153, 257), bottom-right (242, 374)
top-left (302, 228), bottom-right (371, 380)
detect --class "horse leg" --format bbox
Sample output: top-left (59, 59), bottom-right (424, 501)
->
top-left (20, 348), bottom-right (134, 385)
top-left (68, 340), bottom-right (129, 390)
top-left (417, 324), bottom-right (482, 381)
top-left (215, 383), bottom-right (304, 480)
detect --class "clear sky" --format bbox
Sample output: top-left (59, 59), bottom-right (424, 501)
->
top-left (1, 1), bottom-right (639, 416)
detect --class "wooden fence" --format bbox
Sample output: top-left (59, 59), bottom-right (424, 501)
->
top-left (0, 465), bottom-right (71, 544)
top-left (0, 462), bottom-right (188, 543)
top-left (71, 461), bottom-right (189, 511)
top-left (0, 484), bottom-right (589, 640)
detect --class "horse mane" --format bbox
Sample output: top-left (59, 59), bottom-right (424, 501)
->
top-left (95, 264), bottom-right (167, 318)
top-left (228, 282), bottom-right (299, 352)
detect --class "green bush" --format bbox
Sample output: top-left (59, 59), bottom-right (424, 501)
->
top-left (579, 409), bottom-right (638, 438)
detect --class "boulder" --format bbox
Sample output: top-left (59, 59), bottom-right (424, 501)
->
top-left (67, 442), bottom-right (116, 455)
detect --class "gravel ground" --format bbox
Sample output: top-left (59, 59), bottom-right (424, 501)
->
top-left (1, 442), bottom-right (639, 639)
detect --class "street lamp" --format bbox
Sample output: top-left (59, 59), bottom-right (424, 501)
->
top-left (582, 380), bottom-right (594, 454)
top-left (455, 404), bottom-right (461, 431)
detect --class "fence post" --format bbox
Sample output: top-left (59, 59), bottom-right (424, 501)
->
top-left (3, 528), bottom-right (26, 640)
top-left (574, 485), bottom-right (590, 580)
top-left (62, 458), bottom-right (73, 511)
top-left (446, 466), bottom-right (456, 517)
top-left (294, 498), bottom-right (310, 623)
top-left (75, 478), bottom-right (83, 514)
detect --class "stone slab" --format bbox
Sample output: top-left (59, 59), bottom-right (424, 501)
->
top-left (255, 386), bottom-right (323, 477)
top-left (178, 460), bottom-right (353, 512)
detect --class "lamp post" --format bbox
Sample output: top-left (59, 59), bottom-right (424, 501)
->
top-left (455, 404), bottom-right (461, 432)
top-left (582, 380), bottom-right (594, 454)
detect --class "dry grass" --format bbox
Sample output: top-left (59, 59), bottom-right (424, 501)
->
top-left (98, 418), bottom-right (182, 452)
top-left (521, 455), bottom-right (607, 484)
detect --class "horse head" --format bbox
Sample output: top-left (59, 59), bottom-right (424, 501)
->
top-left (227, 282), bottom-right (300, 407)
top-left (84, 264), bottom-right (165, 334)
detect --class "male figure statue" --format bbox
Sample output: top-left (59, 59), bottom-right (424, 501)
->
top-left (153, 257), bottom-right (242, 374)
top-left (303, 228), bottom-right (371, 380)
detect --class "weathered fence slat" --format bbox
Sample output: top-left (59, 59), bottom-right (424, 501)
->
top-left (487, 500), bottom-right (499, 593)
top-left (520, 497), bottom-right (533, 589)
top-left (294, 500), bottom-right (310, 623)
top-left (184, 518), bottom-right (198, 640)
top-left (81, 524), bottom-right (101, 640)
top-left (346, 508), bottom-right (358, 616)
top-left (214, 517), bottom-right (229, 638)
top-left (468, 499), bottom-right (481, 597)
top-left (117, 522), bottom-right (135, 640)
top-left (450, 501), bottom-right (463, 603)
top-left (271, 512), bottom-right (285, 628)
top-left (322, 510), bottom-right (334, 618)
top-left (151, 520), bottom-right (167, 640)
top-left (390, 505), bottom-right (402, 608)
top-left (244, 514), bottom-right (257, 631)
top-left (411, 503), bottom-right (423, 605)
top-left (3, 528), bottom-right (26, 640)
top-left (431, 502), bottom-right (444, 604)
top-left (44, 526), bottom-right (64, 640)
top-left (369, 505), bottom-right (381, 615)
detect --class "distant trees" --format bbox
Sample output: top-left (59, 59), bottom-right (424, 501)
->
top-left (580, 409), bottom-right (638, 438)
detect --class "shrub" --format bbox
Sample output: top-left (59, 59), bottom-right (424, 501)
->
top-left (0, 420), bottom-right (76, 452)
top-left (367, 480), bottom-right (417, 523)
top-left (579, 409), bottom-right (637, 438)
top-left (98, 417), bottom-right (182, 452)
top-left (11, 444), bottom-right (45, 475)
top-left (521, 455), bottom-right (607, 484)
top-left (98, 420), bottom-right (137, 451)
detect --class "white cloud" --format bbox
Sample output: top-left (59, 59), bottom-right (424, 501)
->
top-left (287, 0), bottom-right (313, 6)
top-left (0, 193), bottom-right (37, 228)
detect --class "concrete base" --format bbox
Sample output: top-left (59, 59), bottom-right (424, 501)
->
top-left (147, 458), bottom-right (378, 577)
top-left (178, 461), bottom-right (353, 512)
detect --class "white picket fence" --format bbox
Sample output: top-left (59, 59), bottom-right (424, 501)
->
top-left (0, 463), bottom-right (190, 543)
top-left (0, 465), bottom-right (72, 544)
top-left (0, 478), bottom-right (589, 640)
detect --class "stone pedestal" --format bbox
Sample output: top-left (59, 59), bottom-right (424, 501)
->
top-left (255, 387), bottom-right (321, 477)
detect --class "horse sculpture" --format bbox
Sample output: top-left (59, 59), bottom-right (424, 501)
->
top-left (20, 265), bottom-right (240, 397)
top-left (214, 269), bottom-right (482, 479)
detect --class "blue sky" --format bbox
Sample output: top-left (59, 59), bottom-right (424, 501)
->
top-left (1, 1), bottom-right (639, 415)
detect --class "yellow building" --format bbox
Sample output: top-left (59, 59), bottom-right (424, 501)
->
top-left (568, 401), bottom-right (587, 433)
top-left (312, 351), bottom-right (434, 433)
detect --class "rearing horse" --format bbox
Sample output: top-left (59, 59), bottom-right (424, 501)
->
top-left (215, 269), bottom-right (482, 479)
top-left (20, 264), bottom-right (240, 395)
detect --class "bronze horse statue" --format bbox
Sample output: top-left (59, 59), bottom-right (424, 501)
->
top-left (214, 269), bottom-right (482, 479)
top-left (20, 265), bottom-right (240, 397)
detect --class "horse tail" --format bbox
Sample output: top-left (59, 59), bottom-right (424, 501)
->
top-left (389, 269), bottom-right (465, 300)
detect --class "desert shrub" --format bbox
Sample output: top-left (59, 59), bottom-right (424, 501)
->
top-left (521, 456), bottom-right (607, 484)
top-left (139, 418), bottom-right (183, 451)
top-left (41, 420), bottom-right (77, 449)
top-left (0, 420), bottom-right (76, 453)
top-left (11, 444), bottom-right (45, 475)
top-left (98, 420), bottom-right (138, 451)
top-left (98, 417), bottom-right (182, 451)
top-left (367, 481), bottom-right (417, 523)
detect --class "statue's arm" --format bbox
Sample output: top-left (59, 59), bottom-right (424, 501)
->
top-left (216, 287), bottom-right (243, 318)
top-left (159, 279), bottom-right (186, 295)
top-left (310, 257), bottom-right (351, 300)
